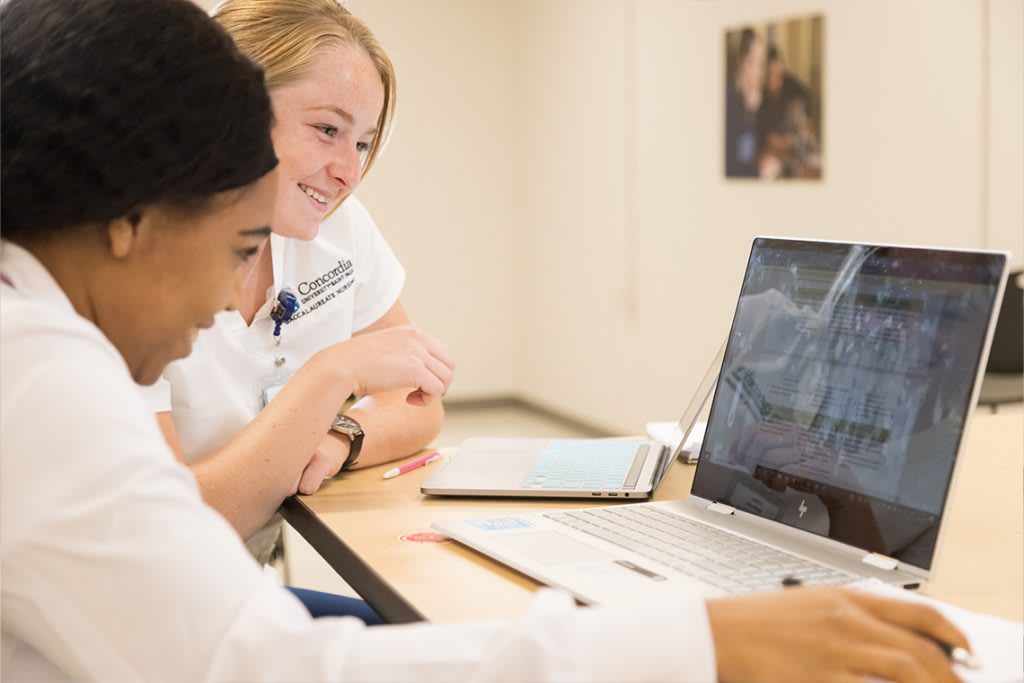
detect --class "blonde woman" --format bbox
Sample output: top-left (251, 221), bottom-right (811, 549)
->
top-left (143, 0), bottom-right (450, 618)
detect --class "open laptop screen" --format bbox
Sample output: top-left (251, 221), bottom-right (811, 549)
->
top-left (692, 238), bottom-right (1006, 570)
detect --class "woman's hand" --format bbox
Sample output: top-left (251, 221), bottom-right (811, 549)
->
top-left (294, 432), bottom-right (349, 495)
top-left (316, 325), bottom-right (456, 405)
top-left (707, 586), bottom-right (969, 683)
top-left (278, 325), bottom-right (453, 497)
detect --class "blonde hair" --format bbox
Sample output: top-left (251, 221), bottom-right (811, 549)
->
top-left (212, 0), bottom-right (395, 182)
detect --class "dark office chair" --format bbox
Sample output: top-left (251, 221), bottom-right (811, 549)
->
top-left (977, 269), bottom-right (1023, 411)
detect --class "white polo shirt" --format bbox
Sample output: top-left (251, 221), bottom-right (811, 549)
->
top-left (141, 196), bottom-right (405, 559)
top-left (146, 195), bottom-right (404, 452)
top-left (0, 240), bottom-right (716, 682)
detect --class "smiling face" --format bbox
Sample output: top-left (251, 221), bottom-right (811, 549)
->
top-left (268, 45), bottom-right (385, 240)
top-left (107, 172), bottom-right (278, 384)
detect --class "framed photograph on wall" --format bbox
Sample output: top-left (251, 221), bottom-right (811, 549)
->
top-left (725, 15), bottom-right (824, 180)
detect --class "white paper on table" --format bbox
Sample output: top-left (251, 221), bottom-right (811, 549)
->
top-left (851, 579), bottom-right (1024, 683)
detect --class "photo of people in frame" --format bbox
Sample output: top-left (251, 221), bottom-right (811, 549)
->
top-left (725, 15), bottom-right (824, 181)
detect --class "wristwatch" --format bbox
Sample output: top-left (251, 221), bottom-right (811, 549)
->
top-left (330, 413), bottom-right (364, 470)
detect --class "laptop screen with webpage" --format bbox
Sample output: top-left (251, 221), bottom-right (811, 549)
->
top-left (692, 238), bottom-right (1006, 571)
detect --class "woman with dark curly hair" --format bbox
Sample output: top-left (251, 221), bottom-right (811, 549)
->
top-left (1, 0), bottom-right (451, 679)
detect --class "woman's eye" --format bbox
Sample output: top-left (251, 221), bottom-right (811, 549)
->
top-left (237, 247), bottom-right (259, 263)
top-left (356, 141), bottom-right (370, 153)
top-left (313, 124), bottom-right (337, 137)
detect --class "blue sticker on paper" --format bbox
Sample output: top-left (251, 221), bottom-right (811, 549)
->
top-left (467, 517), bottom-right (531, 531)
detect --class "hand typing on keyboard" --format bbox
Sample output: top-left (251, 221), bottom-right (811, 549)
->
top-left (706, 585), bottom-right (970, 683)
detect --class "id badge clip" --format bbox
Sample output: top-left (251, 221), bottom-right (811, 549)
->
top-left (270, 287), bottom-right (300, 353)
top-left (259, 287), bottom-right (301, 409)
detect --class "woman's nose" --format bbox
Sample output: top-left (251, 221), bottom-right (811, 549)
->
top-left (328, 146), bottom-right (362, 190)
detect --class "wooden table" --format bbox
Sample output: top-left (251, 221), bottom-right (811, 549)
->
top-left (281, 411), bottom-right (1023, 624)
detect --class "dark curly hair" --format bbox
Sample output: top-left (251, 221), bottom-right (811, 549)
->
top-left (1, 0), bottom-right (278, 242)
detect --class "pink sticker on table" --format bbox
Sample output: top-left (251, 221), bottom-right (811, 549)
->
top-left (398, 531), bottom-right (451, 544)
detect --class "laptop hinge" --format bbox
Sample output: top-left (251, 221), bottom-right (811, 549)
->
top-left (862, 552), bottom-right (900, 571)
top-left (706, 502), bottom-right (736, 515)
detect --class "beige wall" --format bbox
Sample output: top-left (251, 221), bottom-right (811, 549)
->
top-left (509, 0), bottom-right (1018, 433)
top-left (200, 0), bottom-right (1022, 432)
top-left (988, 0), bottom-right (1024, 266)
top-left (350, 0), bottom-right (521, 399)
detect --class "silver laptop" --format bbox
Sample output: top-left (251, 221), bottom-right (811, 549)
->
top-left (434, 238), bottom-right (1009, 603)
top-left (421, 347), bottom-right (722, 500)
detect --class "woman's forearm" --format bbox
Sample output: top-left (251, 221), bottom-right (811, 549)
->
top-left (178, 324), bottom-right (454, 539)
top-left (190, 349), bottom-right (356, 538)
top-left (344, 388), bottom-right (445, 469)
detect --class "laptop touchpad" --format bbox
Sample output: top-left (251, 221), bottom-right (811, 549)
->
top-left (493, 531), bottom-right (616, 565)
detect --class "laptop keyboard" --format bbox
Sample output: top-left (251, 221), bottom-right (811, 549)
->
top-left (544, 505), bottom-right (857, 593)
top-left (521, 440), bottom-right (647, 490)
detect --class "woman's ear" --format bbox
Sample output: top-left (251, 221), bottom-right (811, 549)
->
top-left (106, 210), bottom-right (144, 259)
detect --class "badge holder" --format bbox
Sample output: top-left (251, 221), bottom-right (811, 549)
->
top-left (258, 288), bottom-right (300, 409)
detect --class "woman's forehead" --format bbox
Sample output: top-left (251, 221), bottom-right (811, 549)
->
top-left (276, 46), bottom-right (381, 107)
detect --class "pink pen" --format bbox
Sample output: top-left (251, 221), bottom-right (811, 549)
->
top-left (382, 452), bottom-right (441, 480)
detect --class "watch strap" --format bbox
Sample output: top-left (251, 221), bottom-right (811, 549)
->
top-left (333, 413), bottom-right (363, 470)
top-left (341, 434), bottom-right (362, 470)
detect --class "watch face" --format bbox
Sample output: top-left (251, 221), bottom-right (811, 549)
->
top-left (333, 414), bottom-right (362, 435)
